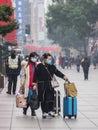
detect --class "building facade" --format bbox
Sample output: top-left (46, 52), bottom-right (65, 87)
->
top-left (31, 0), bottom-right (45, 45)
top-left (15, 0), bottom-right (25, 46)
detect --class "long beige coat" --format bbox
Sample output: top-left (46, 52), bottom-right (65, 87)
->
top-left (20, 61), bottom-right (30, 98)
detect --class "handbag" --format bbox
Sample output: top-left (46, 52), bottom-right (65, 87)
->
top-left (16, 92), bottom-right (27, 108)
top-left (64, 81), bottom-right (77, 97)
top-left (30, 94), bottom-right (39, 110)
top-left (51, 75), bottom-right (59, 88)
top-left (44, 66), bottom-right (59, 88)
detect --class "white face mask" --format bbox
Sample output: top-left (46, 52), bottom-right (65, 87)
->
top-left (31, 58), bottom-right (37, 62)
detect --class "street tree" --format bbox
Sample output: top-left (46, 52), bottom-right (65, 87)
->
top-left (0, 4), bottom-right (19, 73)
top-left (52, 0), bottom-right (64, 3)
top-left (0, 4), bottom-right (19, 38)
top-left (46, 0), bottom-right (98, 55)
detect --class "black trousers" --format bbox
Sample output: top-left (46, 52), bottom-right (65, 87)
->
top-left (41, 101), bottom-right (54, 113)
top-left (7, 75), bottom-right (17, 93)
top-left (77, 65), bottom-right (80, 72)
top-left (40, 87), bottom-right (54, 113)
top-left (83, 70), bottom-right (89, 80)
top-left (23, 102), bottom-right (35, 114)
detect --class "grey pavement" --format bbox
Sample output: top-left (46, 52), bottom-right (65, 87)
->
top-left (0, 65), bottom-right (98, 130)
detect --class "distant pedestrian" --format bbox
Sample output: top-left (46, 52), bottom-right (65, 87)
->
top-left (93, 57), bottom-right (97, 69)
top-left (5, 50), bottom-right (21, 95)
top-left (52, 56), bottom-right (56, 65)
top-left (58, 55), bottom-right (62, 68)
top-left (67, 57), bottom-right (72, 69)
top-left (20, 52), bottom-right (38, 116)
top-left (34, 53), bottom-right (68, 119)
top-left (81, 57), bottom-right (90, 80)
top-left (76, 55), bottom-right (81, 72)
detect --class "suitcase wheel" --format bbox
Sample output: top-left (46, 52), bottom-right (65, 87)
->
top-left (74, 115), bottom-right (77, 119)
top-left (68, 116), bottom-right (71, 119)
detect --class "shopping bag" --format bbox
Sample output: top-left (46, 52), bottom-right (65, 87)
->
top-left (64, 82), bottom-right (77, 97)
top-left (16, 93), bottom-right (27, 108)
top-left (30, 94), bottom-right (39, 110)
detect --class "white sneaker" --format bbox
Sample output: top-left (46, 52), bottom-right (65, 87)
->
top-left (48, 111), bottom-right (55, 117)
top-left (42, 113), bottom-right (47, 119)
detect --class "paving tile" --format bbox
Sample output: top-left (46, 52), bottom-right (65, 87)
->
top-left (72, 129), bottom-right (98, 130)
top-left (41, 129), bottom-right (70, 130)
top-left (0, 105), bottom-right (13, 111)
top-left (78, 106), bottom-right (97, 111)
top-left (38, 117), bottom-right (68, 128)
top-left (11, 127), bottom-right (40, 130)
top-left (13, 107), bottom-right (23, 112)
top-left (90, 119), bottom-right (98, 126)
top-left (65, 119), bottom-right (97, 129)
top-left (11, 117), bottom-right (39, 128)
top-left (78, 101), bottom-right (90, 106)
top-left (12, 108), bottom-right (35, 117)
top-left (0, 112), bottom-right (12, 118)
top-left (13, 111), bottom-right (24, 117)
top-left (70, 128), bottom-right (98, 130)
top-left (0, 128), bottom-right (9, 130)
top-left (82, 112), bottom-right (98, 118)
top-left (0, 119), bottom-right (11, 127)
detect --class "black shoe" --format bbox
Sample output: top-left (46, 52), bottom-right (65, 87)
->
top-left (23, 111), bottom-right (26, 115)
top-left (48, 111), bottom-right (55, 117)
top-left (6, 92), bottom-right (11, 95)
top-left (42, 113), bottom-right (47, 119)
top-left (13, 92), bottom-right (16, 95)
top-left (23, 109), bottom-right (27, 115)
top-left (31, 110), bottom-right (36, 116)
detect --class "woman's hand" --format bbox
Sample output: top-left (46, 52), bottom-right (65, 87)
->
top-left (32, 82), bottom-right (37, 90)
top-left (63, 75), bottom-right (68, 81)
top-left (32, 82), bottom-right (37, 86)
top-left (19, 86), bottom-right (24, 91)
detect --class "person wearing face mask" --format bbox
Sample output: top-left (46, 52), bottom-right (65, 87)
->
top-left (20, 52), bottom-right (38, 116)
top-left (5, 50), bottom-right (21, 95)
top-left (34, 53), bottom-right (68, 119)
top-left (20, 55), bottom-right (29, 78)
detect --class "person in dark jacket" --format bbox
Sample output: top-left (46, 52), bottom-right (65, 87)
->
top-left (76, 55), bottom-right (81, 72)
top-left (93, 56), bottom-right (97, 69)
top-left (81, 57), bottom-right (90, 80)
top-left (5, 50), bottom-right (21, 94)
top-left (34, 53), bottom-right (68, 119)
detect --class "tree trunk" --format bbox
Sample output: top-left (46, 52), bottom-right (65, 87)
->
top-left (83, 38), bottom-right (88, 56)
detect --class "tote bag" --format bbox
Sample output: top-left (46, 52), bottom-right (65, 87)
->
top-left (16, 93), bottom-right (27, 108)
top-left (64, 82), bottom-right (77, 97)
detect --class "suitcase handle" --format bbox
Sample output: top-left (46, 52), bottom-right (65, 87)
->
top-left (65, 79), bottom-right (70, 84)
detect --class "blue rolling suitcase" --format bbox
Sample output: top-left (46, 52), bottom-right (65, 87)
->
top-left (63, 96), bottom-right (77, 119)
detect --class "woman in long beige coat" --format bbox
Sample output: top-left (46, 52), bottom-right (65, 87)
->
top-left (20, 52), bottom-right (38, 116)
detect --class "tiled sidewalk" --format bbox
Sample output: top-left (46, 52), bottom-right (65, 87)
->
top-left (0, 66), bottom-right (98, 130)
top-left (0, 92), bottom-right (69, 130)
